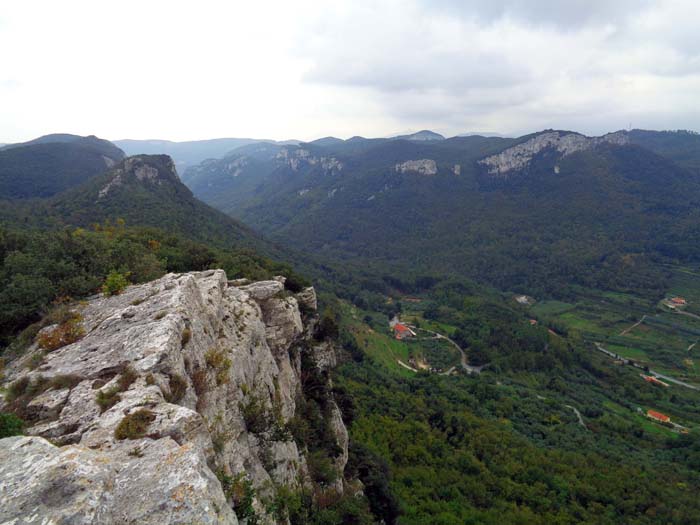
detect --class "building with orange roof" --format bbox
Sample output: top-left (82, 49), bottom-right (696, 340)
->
top-left (646, 409), bottom-right (671, 424)
top-left (641, 374), bottom-right (670, 387)
top-left (393, 323), bottom-right (415, 340)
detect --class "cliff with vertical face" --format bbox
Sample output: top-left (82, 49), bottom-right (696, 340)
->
top-left (0, 270), bottom-right (348, 524)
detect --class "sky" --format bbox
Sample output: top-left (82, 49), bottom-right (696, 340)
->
top-left (1, 0), bottom-right (699, 143)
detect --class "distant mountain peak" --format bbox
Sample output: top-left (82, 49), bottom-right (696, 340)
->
top-left (391, 130), bottom-right (445, 142)
top-left (309, 136), bottom-right (344, 147)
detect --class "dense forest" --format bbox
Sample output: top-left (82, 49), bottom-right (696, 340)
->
top-left (0, 221), bottom-right (305, 349)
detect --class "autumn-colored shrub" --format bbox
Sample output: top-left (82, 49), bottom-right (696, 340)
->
top-left (37, 313), bottom-right (85, 351)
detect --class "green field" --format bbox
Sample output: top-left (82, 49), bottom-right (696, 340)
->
top-left (527, 269), bottom-right (700, 385)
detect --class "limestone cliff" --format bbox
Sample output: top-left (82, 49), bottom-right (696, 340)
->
top-left (0, 270), bottom-right (349, 524)
top-left (478, 130), bottom-right (629, 176)
top-left (394, 159), bottom-right (438, 176)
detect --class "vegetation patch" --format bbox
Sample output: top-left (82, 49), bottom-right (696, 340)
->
top-left (164, 373), bottom-right (187, 403)
top-left (217, 471), bottom-right (258, 523)
top-left (4, 374), bottom-right (83, 423)
top-left (95, 366), bottom-right (138, 412)
top-left (114, 409), bottom-right (156, 440)
top-left (181, 328), bottom-right (191, 347)
top-left (102, 270), bottom-right (129, 296)
top-left (205, 348), bottom-right (232, 385)
top-left (240, 393), bottom-right (272, 435)
top-left (0, 412), bottom-right (24, 438)
top-left (37, 313), bottom-right (85, 351)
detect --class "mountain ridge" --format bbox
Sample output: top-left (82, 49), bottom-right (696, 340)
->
top-left (0, 135), bottom-right (125, 199)
top-left (181, 128), bottom-right (700, 298)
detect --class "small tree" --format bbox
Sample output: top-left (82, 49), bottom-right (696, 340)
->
top-left (102, 271), bottom-right (129, 296)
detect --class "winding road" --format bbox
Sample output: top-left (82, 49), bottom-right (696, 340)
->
top-left (593, 342), bottom-right (699, 391)
top-left (416, 327), bottom-right (485, 374)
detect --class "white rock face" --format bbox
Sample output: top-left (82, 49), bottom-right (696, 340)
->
top-left (226, 156), bottom-right (248, 177)
top-left (395, 159), bottom-right (438, 175)
top-left (0, 270), bottom-right (348, 524)
top-left (276, 148), bottom-right (343, 173)
top-left (478, 131), bottom-right (629, 176)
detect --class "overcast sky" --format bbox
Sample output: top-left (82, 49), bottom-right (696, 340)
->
top-left (1, 0), bottom-right (699, 142)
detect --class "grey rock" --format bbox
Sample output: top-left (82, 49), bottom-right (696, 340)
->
top-left (0, 435), bottom-right (238, 525)
top-left (296, 287), bottom-right (318, 312)
top-left (395, 159), bottom-right (438, 175)
top-left (479, 130), bottom-right (628, 176)
top-left (0, 270), bottom-right (348, 524)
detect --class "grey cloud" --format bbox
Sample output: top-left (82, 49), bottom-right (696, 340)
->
top-left (423, 0), bottom-right (655, 29)
top-left (304, 50), bottom-right (528, 92)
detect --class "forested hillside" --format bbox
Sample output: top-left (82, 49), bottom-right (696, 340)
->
top-left (0, 135), bottom-right (125, 199)
top-left (184, 130), bottom-right (700, 299)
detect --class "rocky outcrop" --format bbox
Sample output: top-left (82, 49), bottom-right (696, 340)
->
top-left (0, 270), bottom-right (348, 524)
top-left (98, 155), bottom-right (181, 198)
top-left (395, 159), bottom-right (438, 175)
top-left (276, 148), bottom-right (343, 174)
top-left (0, 435), bottom-right (236, 525)
top-left (478, 130), bottom-right (629, 176)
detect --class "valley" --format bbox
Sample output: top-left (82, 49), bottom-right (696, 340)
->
top-left (3, 129), bottom-right (700, 524)
top-left (4, 3), bottom-right (700, 523)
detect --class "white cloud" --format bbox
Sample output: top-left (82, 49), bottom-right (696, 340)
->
top-left (0, 0), bottom-right (698, 142)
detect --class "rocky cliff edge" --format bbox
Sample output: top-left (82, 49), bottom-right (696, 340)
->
top-left (0, 270), bottom-right (348, 524)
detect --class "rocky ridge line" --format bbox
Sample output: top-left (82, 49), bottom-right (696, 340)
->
top-left (478, 130), bottom-right (629, 176)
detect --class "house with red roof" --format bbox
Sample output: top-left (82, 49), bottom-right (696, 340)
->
top-left (647, 409), bottom-right (671, 424)
top-left (641, 374), bottom-right (669, 387)
top-left (393, 323), bottom-right (415, 340)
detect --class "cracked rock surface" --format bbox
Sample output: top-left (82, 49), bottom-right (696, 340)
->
top-left (0, 270), bottom-right (347, 524)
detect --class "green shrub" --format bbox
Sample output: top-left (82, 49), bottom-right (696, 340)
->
top-left (240, 394), bottom-right (271, 435)
top-left (205, 348), bottom-right (227, 369)
top-left (315, 310), bottom-right (339, 341)
top-left (205, 348), bottom-right (231, 385)
top-left (218, 472), bottom-right (258, 523)
top-left (0, 412), bottom-right (24, 438)
top-left (49, 374), bottom-right (83, 390)
top-left (102, 270), bottom-right (129, 296)
top-left (114, 409), bottom-right (156, 440)
top-left (307, 450), bottom-right (338, 485)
